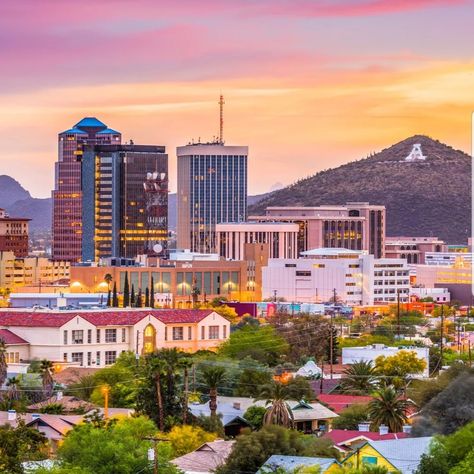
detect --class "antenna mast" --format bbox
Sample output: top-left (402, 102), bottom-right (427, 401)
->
top-left (218, 95), bottom-right (225, 144)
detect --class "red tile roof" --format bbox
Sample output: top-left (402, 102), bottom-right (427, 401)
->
top-left (317, 394), bottom-right (373, 414)
top-left (0, 309), bottom-right (217, 328)
top-left (0, 328), bottom-right (29, 345)
top-left (324, 429), bottom-right (409, 445)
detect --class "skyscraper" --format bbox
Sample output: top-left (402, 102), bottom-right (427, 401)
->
top-left (177, 143), bottom-right (248, 253)
top-left (52, 117), bottom-right (121, 261)
top-left (81, 144), bottom-right (168, 261)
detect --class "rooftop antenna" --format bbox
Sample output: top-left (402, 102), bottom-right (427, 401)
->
top-left (218, 94), bottom-right (225, 144)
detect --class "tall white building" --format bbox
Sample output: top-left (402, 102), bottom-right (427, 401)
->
top-left (177, 143), bottom-right (248, 253)
top-left (262, 248), bottom-right (410, 306)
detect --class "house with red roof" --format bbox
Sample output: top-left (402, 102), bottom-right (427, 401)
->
top-left (0, 308), bottom-right (230, 369)
top-left (317, 394), bottom-right (373, 414)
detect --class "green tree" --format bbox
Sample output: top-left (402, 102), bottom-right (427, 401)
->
top-left (219, 325), bottom-right (289, 365)
top-left (285, 376), bottom-right (314, 401)
top-left (368, 386), bottom-right (414, 433)
top-left (40, 359), bottom-right (54, 398)
top-left (112, 281), bottom-right (118, 308)
top-left (340, 361), bottom-right (378, 395)
top-left (257, 382), bottom-right (294, 428)
top-left (243, 405), bottom-right (267, 430)
top-left (6, 376), bottom-right (21, 401)
top-left (334, 465), bottom-right (389, 474)
top-left (145, 287), bottom-right (150, 307)
top-left (216, 425), bottom-right (338, 474)
top-left (150, 277), bottom-right (155, 308)
top-left (130, 284), bottom-right (136, 306)
top-left (123, 273), bottom-right (130, 307)
top-left (201, 366), bottom-right (227, 419)
top-left (332, 404), bottom-right (370, 430)
top-left (0, 340), bottom-right (7, 388)
top-left (166, 424), bottom-right (217, 457)
top-left (0, 420), bottom-right (48, 473)
top-left (375, 350), bottom-right (426, 378)
top-left (104, 273), bottom-right (112, 307)
top-left (234, 357), bottom-right (273, 397)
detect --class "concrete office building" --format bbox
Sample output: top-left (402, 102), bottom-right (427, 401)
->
top-left (81, 144), bottom-right (168, 262)
top-left (177, 143), bottom-right (248, 253)
top-left (249, 202), bottom-right (385, 258)
top-left (262, 248), bottom-right (410, 306)
top-left (0, 209), bottom-right (30, 258)
top-left (52, 118), bottom-right (121, 262)
top-left (216, 222), bottom-right (299, 260)
top-left (385, 236), bottom-right (447, 264)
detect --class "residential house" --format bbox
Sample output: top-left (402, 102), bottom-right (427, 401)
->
top-left (341, 437), bottom-right (433, 474)
top-left (260, 455), bottom-right (340, 474)
top-left (0, 308), bottom-right (230, 369)
top-left (172, 440), bottom-right (235, 474)
top-left (27, 392), bottom-right (95, 414)
top-left (317, 394), bottom-right (373, 414)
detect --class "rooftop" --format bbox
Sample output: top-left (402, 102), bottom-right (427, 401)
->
top-left (261, 455), bottom-right (338, 473)
top-left (317, 394), bottom-right (373, 414)
top-left (301, 248), bottom-right (364, 257)
top-left (324, 429), bottom-right (409, 446)
top-left (0, 329), bottom-right (29, 345)
top-left (74, 117), bottom-right (107, 129)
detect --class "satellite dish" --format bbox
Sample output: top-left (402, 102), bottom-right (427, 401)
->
top-left (153, 244), bottom-right (163, 254)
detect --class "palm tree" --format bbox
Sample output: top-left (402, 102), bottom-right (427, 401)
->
top-left (0, 341), bottom-right (7, 389)
top-left (340, 361), bottom-right (378, 395)
top-left (40, 359), bottom-right (54, 397)
top-left (257, 381), bottom-right (294, 428)
top-left (6, 376), bottom-right (20, 401)
top-left (149, 357), bottom-right (166, 431)
top-left (104, 274), bottom-right (113, 307)
top-left (201, 366), bottom-right (226, 419)
top-left (368, 385), bottom-right (414, 433)
top-left (178, 356), bottom-right (193, 423)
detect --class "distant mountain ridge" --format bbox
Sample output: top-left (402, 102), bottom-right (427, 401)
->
top-left (248, 135), bottom-right (471, 244)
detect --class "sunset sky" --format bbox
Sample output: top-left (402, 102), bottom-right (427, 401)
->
top-left (1, 0), bottom-right (473, 197)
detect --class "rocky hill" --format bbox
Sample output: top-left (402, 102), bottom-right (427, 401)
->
top-left (248, 135), bottom-right (471, 243)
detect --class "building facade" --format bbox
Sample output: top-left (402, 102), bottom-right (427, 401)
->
top-left (385, 236), bottom-right (447, 264)
top-left (52, 117), bottom-right (121, 262)
top-left (0, 209), bottom-right (30, 258)
top-left (216, 222), bottom-right (299, 260)
top-left (262, 248), bottom-right (410, 306)
top-left (0, 251), bottom-right (70, 289)
top-left (81, 144), bottom-right (168, 261)
top-left (249, 202), bottom-right (385, 258)
top-left (177, 143), bottom-right (248, 253)
top-left (0, 309), bottom-right (230, 368)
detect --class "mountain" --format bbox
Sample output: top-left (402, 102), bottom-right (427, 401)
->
top-left (0, 175), bottom-right (52, 230)
top-left (248, 135), bottom-right (471, 244)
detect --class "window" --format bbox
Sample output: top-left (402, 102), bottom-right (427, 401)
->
top-left (188, 326), bottom-right (192, 340)
top-left (201, 326), bottom-right (205, 340)
top-left (96, 351), bottom-right (101, 365)
top-left (165, 327), bottom-right (168, 341)
top-left (362, 456), bottom-right (378, 465)
top-left (71, 352), bottom-right (83, 366)
top-left (122, 328), bottom-right (126, 343)
top-left (105, 351), bottom-right (117, 365)
top-left (296, 271), bottom-right (311, 277)
top-left (223, 325), bottom-right (227, 339)
top-left (143, 324), bottom-right (156, 354)
top-left (63, 353), bottom-right (67, 362)
top-left (63, 330), bottom-right (68, 345)
top-left (87, 329), bottom-right (92, 344)
top-left (209, 326), bottom-right (219, 339)
top-left (72, 330), bottom-right (84, 344)
top-left (173, 327), bottom-right (184, 340)
top-left (87, 352), bottom-right (92, 366)
top-left (105, 329), bottom-right (117, 343)
top-left (96, 329), bottom-right (101, 343)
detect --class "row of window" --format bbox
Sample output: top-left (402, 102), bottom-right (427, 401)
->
top-left (165, 325), bottom-right (225, 341)
top-left (64, 328), bottom-right (126, 345)
top-left (65, 350), bottom-right (117, 366)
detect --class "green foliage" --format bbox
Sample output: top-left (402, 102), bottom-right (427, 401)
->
top-left (257, 382), bottom-right (294, 428)
top-left (234, 357), bottom-right (273, 397)
top-left (340, 361), bottom-right (378, 395)
top-left (219, 325), bottom-right (289, 365)
top-left (165, 424), bottom-right (217, 457)
top-left (334, 465), bottom-right (390, 474)
top-left (244, 406), bottom-right (267, 430)
top-left (284, 376), bottom-right (314, 401)
top-left (123, 272), bottom-right (130, 307)
top-left (375, 350), bottom-right (426, 378)
top-left (216, 425), bottom-right (339, 474)
top-left (39, 403), bottom-right (64, 414)
top-left (0, 420), bottom-right (48, 473)
top-left (194, 414), bottom-right (225, 437)
top-left (332, 404), bottom-right (370, 430)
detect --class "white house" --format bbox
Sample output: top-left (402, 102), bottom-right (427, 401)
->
top-left (0, 308), bottom-right (230, 369)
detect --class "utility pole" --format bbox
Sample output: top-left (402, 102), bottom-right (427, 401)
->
top-left (330, 289), bottom-right (336, 380)
top-left (273, 289), bottom-right (277, 303)
top-left (101, 386), bottom-right (109, 419)
top-left (397, 289), bottom-right (401, 340)
top-left (218, 95), bottom-right (225, 144)
top-left (144, 437), bottom-right (169, 474)
top-left (440, 304), bottom-right (444, 369)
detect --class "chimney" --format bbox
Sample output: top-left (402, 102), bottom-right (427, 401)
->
top-left (233, 402), bottom-right (241, 410)
top-left (31, 413), bottom-right (41, 421)
top-left (7, 409), bottom-right (16, 421)
top-left (57, 391), bottom-right (63, 401)
top-left (379, 425), bottom-right (389, 435)
top-left (402, 425), bottom-right (412, 434)
top-left (358, 422), bottom-right (370, 432)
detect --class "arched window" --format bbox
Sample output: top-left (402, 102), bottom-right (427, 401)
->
top-left (143, 324), bottom-right (156, 354)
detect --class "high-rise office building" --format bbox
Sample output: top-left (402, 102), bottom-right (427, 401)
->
top-left (52, 118), bottom-right (121, 261)
top-left (177, 143), bottom-right (248, 253)
top-left (81, 144), bottom-right (168, 261)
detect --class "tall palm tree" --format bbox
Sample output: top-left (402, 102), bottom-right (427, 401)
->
top-left (341, 361), bottom-right (378, 395)
top-left (368, 385), bottom-right (414, 433)
top-left (40, 359), bottom-right (54, 397)
top-left (0, 340), bottom-right (7, 389)
top-left (149, 357), bottom-right (166, 431)
top-left (104, 273), bottom-right (113, 307)
top-left (257, 381), bottom-right (294, 428)
top-left (201, 366), bottom-right (226, 419)
top-left (6, 376), bottom-right (20, 401)
top-left (178, 356), bottom-right (193, 424)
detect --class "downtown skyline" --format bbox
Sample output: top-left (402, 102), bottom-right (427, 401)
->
top-left (1, 0), bottom-right (474, 198)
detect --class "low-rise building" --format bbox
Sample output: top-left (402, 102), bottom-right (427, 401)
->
top-left (261, 455), bottom-right (340, 474)
top-left (0, 209), bottom-right (30, 257)
top-left (385, 236), bottom-right (447, 264)
top-left (262, 249), bottom-right (410, 306)
top-left (342, 345), bottom-right (430, 377)
top-left (0, 308), bottom-right (230, 369)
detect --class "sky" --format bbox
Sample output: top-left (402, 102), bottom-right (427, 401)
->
top-left (1, 0), bottom-right (474, 198)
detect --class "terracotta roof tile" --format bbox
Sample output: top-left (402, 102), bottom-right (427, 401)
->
top-left (324, 429), bottom-right (409, 445)
top-left (317, 394), bottom-right (373, 413)
top-left (0, 328), bottom-right (29, 345)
